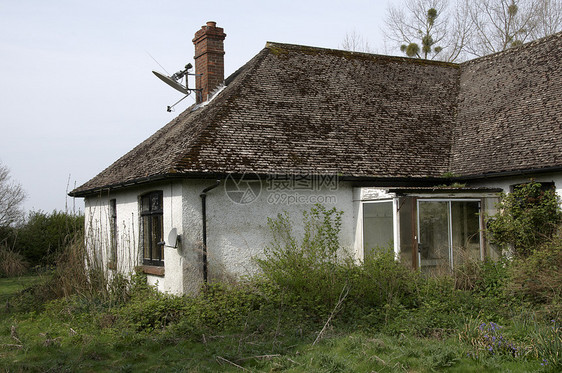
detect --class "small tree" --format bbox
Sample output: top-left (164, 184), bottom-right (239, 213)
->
top-left (487, 181), bottom-right (562, 258)
top-left (0, 161), bottom-right (26, 229)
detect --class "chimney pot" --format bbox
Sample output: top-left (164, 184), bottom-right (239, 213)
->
top-left (206, 21), bottom-right (216, 27)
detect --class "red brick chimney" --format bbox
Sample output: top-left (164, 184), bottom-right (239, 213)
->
top-left (193, 21), bottom-right (226, 103)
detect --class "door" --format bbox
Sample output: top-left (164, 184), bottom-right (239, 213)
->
top-left (417, 200), bottom-right (481, 272)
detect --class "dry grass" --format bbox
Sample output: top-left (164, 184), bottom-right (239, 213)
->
top-left (0, 246), bottom-right (28, 277)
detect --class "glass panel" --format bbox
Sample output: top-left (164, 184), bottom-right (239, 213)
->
top-left (151, 216), bottom-right (162, 261)
top-left (418, 201), bottom-right (450, 272)
top-left (141, 195), bottom-right (150, 212)
top-left (451, 201), bottom-right (481, 265)
top-left (142, 216), bottom-right (150, 260)
top-left (151, 193), bottom-right (162, 212)
top-left (363, 202), bottom-right (394, 258)
top-left (398, 197), bottom-right (414, 268)
top-left (484, 197), bottom-right (502, 260)
top-left (110, 199), bottom-right (117, 266)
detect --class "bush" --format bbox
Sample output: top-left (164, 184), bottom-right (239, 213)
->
top-left (346, 248), bottom-right (418, 320)
top-left (486, 181), bottom-right (562, 258)
top-left (454, 258), bottom-right (509, 299)
top-left (2, 210), bottom-right (84, 267)
top-left (507, 237), bottom-right (562, 305)
top-left (254, 204), bottom-right (348, 317)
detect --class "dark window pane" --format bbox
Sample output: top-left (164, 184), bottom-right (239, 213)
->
top-left (141, 191), bottom-right (164, 265)
top-left (151, 216), bottom-right (163, 261)
top-left (142, 216), bottom-right (151, 260)
top-left (142, 196), bottom-right (150, 212)
top-left (151, 193), bottom-right (161, 211)
top-left (398, 197), bottom-right (414, 268)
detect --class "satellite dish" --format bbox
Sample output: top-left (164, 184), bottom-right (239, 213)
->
top-left (166, 228), bottom-right (180, 248)
top-left (152, 63), bottom-right (201, 112)
top-left (152, 70), bottom-right (189, 95)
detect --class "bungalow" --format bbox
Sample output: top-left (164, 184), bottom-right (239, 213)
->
top-left (69, 22), bottom-right (562, 294)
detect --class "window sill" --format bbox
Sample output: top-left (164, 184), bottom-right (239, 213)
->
top-left (140, 265), bottom-right (165, 276)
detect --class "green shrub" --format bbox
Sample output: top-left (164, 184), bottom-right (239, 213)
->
top-left (454, 258), bottom-right (509, 299)
top-left (254, 204), bottom-right (349, 317)
top-left (343, 248), bottom-right (420, 330)
top-left (486, 181), bottom-right (562, 258)
top-left (507, 237), bottom-right (562, 305)
top-left (116, 287), bottom-right (187, 332)
top-left (3, 210), bottom-right (84, 267)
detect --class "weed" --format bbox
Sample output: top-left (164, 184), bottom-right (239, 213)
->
top-left (533, 319), bottom-right (562, 369)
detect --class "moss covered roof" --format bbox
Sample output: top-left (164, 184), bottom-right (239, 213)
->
top-left (71, 33), bottom-right (562, 196)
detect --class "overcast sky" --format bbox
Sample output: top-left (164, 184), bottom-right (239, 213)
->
top-left (0, 0), bottom-right (390, 214)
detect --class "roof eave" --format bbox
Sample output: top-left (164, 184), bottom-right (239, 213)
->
top-left (454, 165), bottom-right (562, 181)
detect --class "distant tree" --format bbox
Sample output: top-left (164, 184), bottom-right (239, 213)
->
top-left (0, 161), bottom-right (26, 229)
top-left (530, 0), bottom-right (562, 39)
top-left (403, 7), bottom-right (442, 58)
top-left (384, 0), bottom-right (470, 61)
top-left (465, 0), bottom-right (537, 56)
top-left (340, 30), bottom-right (373, 52)
top-left (381, 0), bottom-right (561, 61)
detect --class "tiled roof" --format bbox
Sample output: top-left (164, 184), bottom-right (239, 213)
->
top-left (452, 32), bottom-right (562, 177)
top-left (71, 33), bottom-right (562, 197)
top-left (71, 43), bottom-right (460, 196)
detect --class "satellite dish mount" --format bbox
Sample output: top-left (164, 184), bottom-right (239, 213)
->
top-left (152, 63), bottom-right (201, 112)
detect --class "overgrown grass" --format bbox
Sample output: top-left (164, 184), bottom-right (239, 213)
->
top-left (1, 204), bottom-right (561, 371)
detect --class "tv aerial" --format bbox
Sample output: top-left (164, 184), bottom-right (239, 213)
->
top-left (152, 63), bottom-right (201, 112)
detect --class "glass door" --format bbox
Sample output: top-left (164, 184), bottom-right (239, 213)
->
top-left (418, 201), bottom-right (451, 271)
top-left (417, 200), bottom-right (481, 272)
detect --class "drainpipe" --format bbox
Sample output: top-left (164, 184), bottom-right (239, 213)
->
top-left (200, 180), bottom-right (221, 284)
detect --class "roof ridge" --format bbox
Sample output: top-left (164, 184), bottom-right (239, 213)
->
top-left (460, 31), bottom-right (562, 66)
top-left (264, 41), bottom-right (460, 68)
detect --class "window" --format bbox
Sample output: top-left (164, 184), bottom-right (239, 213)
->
top-left (141, 191), bottom-right (164, 266)
top-left (109, 199), bottom-right (117, 269)
top-left (362, 201), bottom-right (394, 258)
top-left (417, 199), bottom-right (481, 271)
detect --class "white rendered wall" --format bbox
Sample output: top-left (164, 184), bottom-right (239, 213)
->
top-left (180, 179), bottom-right (356, 293)
top-left (84, 181), bottom-right (184, 295)
top-left (85, 178), bottom-right (357, 295)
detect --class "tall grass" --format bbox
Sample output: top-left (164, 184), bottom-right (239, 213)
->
top-left (2, 203), bottom-right (562, 371)
top-left (0, 245), bottom-right (27, 277)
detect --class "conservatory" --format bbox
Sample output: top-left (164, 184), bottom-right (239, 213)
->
top-left (358, 187), bottom-right (502, 272)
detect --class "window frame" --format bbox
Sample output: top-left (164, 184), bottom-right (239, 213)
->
top-left (362, 200), bottom-right (395, 257)
top-left (140, 191), bottom-right (164, 267)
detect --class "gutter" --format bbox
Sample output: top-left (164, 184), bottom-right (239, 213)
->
top-left (200, 180), bottom-right (221, 284)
